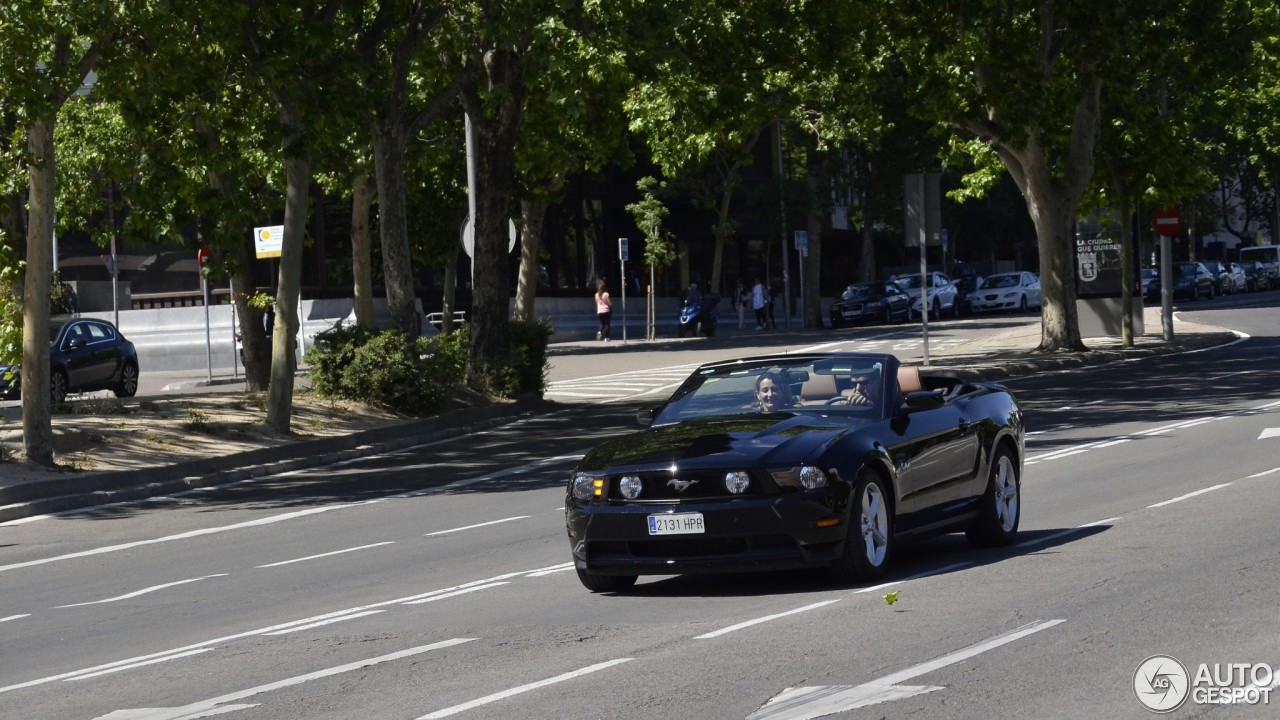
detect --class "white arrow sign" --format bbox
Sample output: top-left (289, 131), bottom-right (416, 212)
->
top-left (749, 619), bottom-right (1066, 720)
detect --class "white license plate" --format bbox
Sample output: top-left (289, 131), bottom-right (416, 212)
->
top-left (648, 512), bottom-right (705, 536)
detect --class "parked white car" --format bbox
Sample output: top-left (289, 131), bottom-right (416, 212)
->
top-left (894, 271), bottom-right (960, 320)
top-left (968, 271), bottom-right (1042, 313)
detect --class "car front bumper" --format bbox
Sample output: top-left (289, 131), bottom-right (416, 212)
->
top-left (566, 493), bottom-right (849, 576)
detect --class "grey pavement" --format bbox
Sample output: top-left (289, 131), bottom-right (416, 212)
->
top-left (0, 308), bottom-right (1238, 523)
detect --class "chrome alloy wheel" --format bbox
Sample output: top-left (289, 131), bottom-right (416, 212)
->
top-left (991, 454), bottom-right (1019, 532)
top-left (859, 481), bottom-right (889, 567)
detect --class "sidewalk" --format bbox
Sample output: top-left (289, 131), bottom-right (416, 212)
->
top-left (0, 308), bottom-right (1237, 523)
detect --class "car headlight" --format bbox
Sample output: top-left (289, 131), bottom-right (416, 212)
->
top-left (1001, 291), bottom-right (1017, 299)
top-left (770, 464), bottom-right (830, 490)
top-left (571, 473), bottom-right (604, 501)
top-left (724, 471), bottom-right (751, 494)
top-left (619, 475), bottom-right (643, 499)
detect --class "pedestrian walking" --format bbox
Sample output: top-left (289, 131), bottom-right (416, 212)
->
top-left (733, 279), bottom-right (747, 329)
top-left (595, 281), bottom-right (612, 341)
top-left (751, 277), bottom-right (767, 329)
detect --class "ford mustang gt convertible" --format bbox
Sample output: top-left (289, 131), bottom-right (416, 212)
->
top-left (565, 352), bottom-right (1024, 593)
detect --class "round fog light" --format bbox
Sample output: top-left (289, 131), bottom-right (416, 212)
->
top-left (619, 475), bottom-right (643, 499)
top-left (724, 471), bottom-right (751, 494)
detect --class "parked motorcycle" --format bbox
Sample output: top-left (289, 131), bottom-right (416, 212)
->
top-left (677, 294), bottom-right (718, 337)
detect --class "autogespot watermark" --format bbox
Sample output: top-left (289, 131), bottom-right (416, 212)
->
top-left (1134, 654), bottom-right (1276, 713)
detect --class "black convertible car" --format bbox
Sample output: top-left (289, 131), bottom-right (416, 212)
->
top-left (565, 353), bottom-right (1024, 592)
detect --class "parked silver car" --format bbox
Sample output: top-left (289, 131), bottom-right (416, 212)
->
top-left (894, 272), bottom-right (960, 320)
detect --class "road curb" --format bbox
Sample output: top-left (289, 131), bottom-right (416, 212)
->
top-left (0, 394), bottom-right (547, 523)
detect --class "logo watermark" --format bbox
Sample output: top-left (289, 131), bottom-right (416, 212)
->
top-left (1134, 654), bottom-right (1274, 713)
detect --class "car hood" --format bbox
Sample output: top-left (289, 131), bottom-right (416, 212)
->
top-left (578, 413), bottom-right (854, 472)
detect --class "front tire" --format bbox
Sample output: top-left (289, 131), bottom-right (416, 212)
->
top-left (833, 471), bottom-right (893, 582)
top-left (967, 446), bottom-right (1020, 546)
top-left (576, 568), bottom-right (637, 593)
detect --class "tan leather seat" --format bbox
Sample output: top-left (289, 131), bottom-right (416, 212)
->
top-left (897, 365), bottom-right (923, 395)
top-left (799, 374), bottom-right (838, 404)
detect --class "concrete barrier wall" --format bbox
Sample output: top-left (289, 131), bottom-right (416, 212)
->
top-left (74, 294), bottom-right (836, 373)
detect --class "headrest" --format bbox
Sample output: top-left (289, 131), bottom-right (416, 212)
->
top-left (799, 374), bottom-right (838, 400)
top-left (897, 365), bottom-right (924, 395)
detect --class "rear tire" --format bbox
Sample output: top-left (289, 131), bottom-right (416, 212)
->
top-left (1018, 295), bottom-right (1028, 313)
top-left (576, 568), bottom-right (638, 593)
top-left (967, 446), bottom-right (1020, 547)
top-left (50, 369), bottom-right (69, 406)
top-left (832, 471), bottom-right (893, 583)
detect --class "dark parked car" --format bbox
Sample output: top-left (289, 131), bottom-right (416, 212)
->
top-left (828, 282), bottom-right (911, 327)
top-left (1147, 261), bottom-right (1215, 302)
top-left (1201, 260), bottom-right (1244, 295)
top-left (565, 352), bottom-right (1024, 592)
top-left (0, 317), bottom-right (140, 404)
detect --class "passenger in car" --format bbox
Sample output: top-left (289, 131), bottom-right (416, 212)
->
top-left (754, 371), bottom-right (796, 412)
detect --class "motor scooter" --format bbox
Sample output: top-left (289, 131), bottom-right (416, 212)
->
top-left (677, 294), bottom-right (718, 337)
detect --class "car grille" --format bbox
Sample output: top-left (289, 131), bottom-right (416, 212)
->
top-left (606, 470), bottom-right (771, 501)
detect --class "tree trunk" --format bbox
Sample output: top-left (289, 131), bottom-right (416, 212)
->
top-left (1104, 155), bottom-right (1134, 346)
top-left (21, 118), bottom-right (55, 466)
top-left (371, 122), bottom-right (419, 336)
top-left (265, 150), bottom-right (311, 433)
top-left (803, 151), bottom-right (827, 329)
top-left (233, 233), bottom-right (270, 391)
top-left (1025, 183), bottom-right (1086, 352)
top-left (710, 187), bottom-right (732, 296)
top-left (514, 196), bottom-right (548, 322)
top-left (462, 48), bottom-right (526, 390)
top-left (351, 171), bottom-right (376, 327)
top-left (858, 163), bottom-right (876, 283)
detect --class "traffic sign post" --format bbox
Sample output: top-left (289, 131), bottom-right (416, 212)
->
top-left (794, 231), bottom-right (808, 325)
top-left (1151, 208), bottom-right (1182, 342)
top-left (619, 238), bottom-right (629, 343)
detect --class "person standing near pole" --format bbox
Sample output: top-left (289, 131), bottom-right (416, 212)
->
top-left (595, 281), bottom-right (613, 342)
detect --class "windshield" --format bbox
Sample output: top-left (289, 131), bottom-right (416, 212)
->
top-left (983, 274), bottom-right (1021, 289)
top-left (1176, 263), bottom-right (1200, 278)
top-left (894, 275), bottom-right (923, 289)
top-left (840, 284), bottom-right (875, 300)
top-left (654, 355), bottom-right (893, 425)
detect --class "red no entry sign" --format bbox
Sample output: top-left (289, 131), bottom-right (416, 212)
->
top-left (1152, 207), bottom-right (1183, 237)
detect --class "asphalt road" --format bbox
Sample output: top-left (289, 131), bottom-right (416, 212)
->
top-left (1, 298), bottom-right (1277, 719)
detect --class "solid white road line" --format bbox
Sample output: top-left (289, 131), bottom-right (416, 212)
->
top-left (402, 582), bottom-right (510, 604)
top-left (56, 574), bottom-right (228, 609)
top-left (415, 658), bottom-right (633, 720)
top-left (424, 516), bottom-right (529, 536)
top-left (72, 649), bottom-right (215, 683)
top-left (95, 640), bottom-right (474, 720)
top-left (0, 563), bottom-right (570, 695)
top-left (1147, 483), bottom-right (1231, 509)
top-left (1018, 518), bottom-right (1122, 549)
top-left (256, 541), bottom-right (396, 568)
top-left (695, 600), bottom-right (840, 640)
top-left (852, 562), bottom-right (974, 595)
top-left (0, 614), bottom-right (30, 623)
top-left (263, 610), bottom-right (385, 635)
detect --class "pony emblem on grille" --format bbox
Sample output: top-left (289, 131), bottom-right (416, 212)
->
top-left (667, 478), bottom-right (698, 492)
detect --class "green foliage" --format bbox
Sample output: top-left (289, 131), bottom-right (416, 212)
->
top-left (626, 176), bottom-right (676, 270)
top-left (488, 319), bottom-right (552, 398)
top-left (0, 239), bottom-right (19, 368)
top-left (51, 273), bottom-right (78, 316)
top-left (305, 324), bottom-right (463, 415)
top-left (245, 292), bottom-right (275, 312)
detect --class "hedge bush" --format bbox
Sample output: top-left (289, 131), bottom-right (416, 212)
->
top-left (305, 318), bottom-right (552, 414)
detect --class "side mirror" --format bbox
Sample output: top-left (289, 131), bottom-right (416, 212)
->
top-left (66, 338), bottom-right (86, 350)
top-left (636, 407), bottom-right (657, 426)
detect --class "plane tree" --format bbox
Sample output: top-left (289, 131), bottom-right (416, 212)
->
top-left (881, 0), bottom-right (1214, 352)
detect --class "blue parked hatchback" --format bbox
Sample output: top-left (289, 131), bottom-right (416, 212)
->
top-left (0, 317), bottom-right (140, 404)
